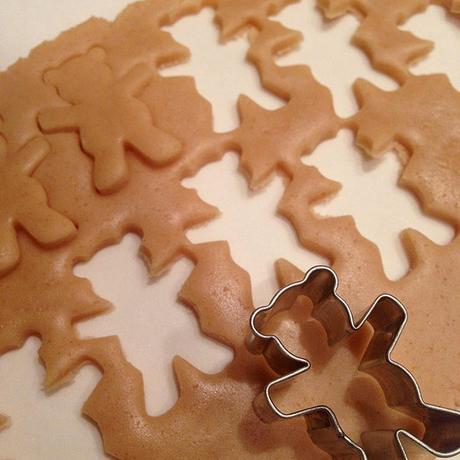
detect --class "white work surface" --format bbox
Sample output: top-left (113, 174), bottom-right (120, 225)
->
top-left (0, 1), bottom-right (459, 459)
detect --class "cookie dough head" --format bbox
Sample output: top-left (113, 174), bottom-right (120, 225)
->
top-left (44, 48), bottom-right (110, 104)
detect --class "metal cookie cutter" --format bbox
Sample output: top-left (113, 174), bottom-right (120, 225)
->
top-left (248, 265), bottom-right (460, 459)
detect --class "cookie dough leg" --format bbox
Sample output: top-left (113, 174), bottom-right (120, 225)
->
top-left (0, 222), bottom-right (20, 276)
top-left (17, 205), bottom-right (77, 247)
top-left (92, 143), bottom-right (129, 194)
top-left (12, 137), bottom-right (49, 175)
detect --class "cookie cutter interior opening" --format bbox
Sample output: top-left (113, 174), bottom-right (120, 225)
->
top-left (248, 265), bottom-right (460, 459)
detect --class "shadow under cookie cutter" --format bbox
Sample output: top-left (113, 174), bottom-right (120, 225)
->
top-left (247, 265), bottom-right (460, 459)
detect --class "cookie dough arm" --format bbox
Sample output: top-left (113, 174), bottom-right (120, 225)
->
top-left (128, 124), bottom-right (181, 165)
top-left (118, 64), bottom-right (153, 95)
top-left (38, 106), bottom-right (80, 133)
top-left (17, 205), bottom-right (77, 247)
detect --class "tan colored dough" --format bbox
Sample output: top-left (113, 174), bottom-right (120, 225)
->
top-left (436, 0), bottom-right (460, 13)
top-left (317, 0), bottom-right (434, 83)
top-left (235, 20), bottom-right (341, 188)
top-left (98, 0), bottom-right (200, 76)
top-left (0, 0), bottom-right (459, 459)
top-left (214, 0), bottom-right (299, 41)
top-left (0, 137), bottom-right (76, 277)
top-left (80, 241), bottom-right (330, 459)
top-left (0, 4), bottom-right (324, 459)
top-left (278, 163), bottom-right (460, 408)
top-left (351, 74), bottom-right (460, 226)
top-left (38, 50), bottom-right (182, 194)
top-left (0, 18), bottom-right (111, 152)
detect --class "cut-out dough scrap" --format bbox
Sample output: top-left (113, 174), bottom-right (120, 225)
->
top-left (0, 7), bottom-right (226, 376)
top-left (0, 0), bottom-right (458, 458)
top-left (351, 74), bottom-right (460, 226)
top-left (0, 137), bottom-right (76, 277)
top-left (214, 0), bottom-right (300, 41)
top-left (317, 0), bottom-right (434, 83)
top-left (234, 21), bottom-right (341, 188)
top-left (0, 233), bottom-right (112, 376)
top-left (38, 50), bottom-right (182, 194)
top-left (101, 0), bottom-right (203, 76)
top-left (0, 1), bottom-right (289, 457)
top-left (0, 0), bottom-right (225, 383)
top-left (2, 64), bottom-right (229, 375)
top-left (65, 243), bottom-right (329, 459)
top-left (139, 73), bottom-right (233, 175)
top-left (180, 241), bottom-right (254, 348)
top-left (278, 163), bottom-right (460, 407)
top-left (82, 346), bottom-right (328, 459)
top-left (0, 236), bottom-right (327, 459)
